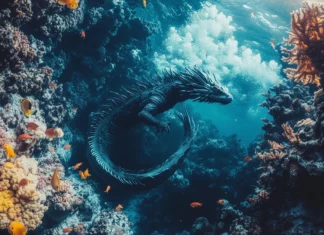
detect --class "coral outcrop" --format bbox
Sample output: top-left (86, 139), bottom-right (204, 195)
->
top-left (281, 2), bottom-right (324, 86)
top-left (217, 3), bottom-right (324, 234)
top-left (89, 210), bottom-right (133, 235)
top-left (0, 156), bottom-right (48, 230)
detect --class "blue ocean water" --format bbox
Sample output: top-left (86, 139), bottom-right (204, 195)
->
top-left (136, 0), bottom-right (306, 146)
top-left (2, 0), bottom-right (324, 234)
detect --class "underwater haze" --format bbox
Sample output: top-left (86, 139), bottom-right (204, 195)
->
top-left (1, 0), bottom-right (324, 234)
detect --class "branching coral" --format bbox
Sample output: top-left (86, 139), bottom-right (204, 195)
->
top-left (314, 88), bottom-right (324, 104)
top-left (281, 2), bottom-right (324, 86)
top-left (255, 139), bottom-right (287, 162)
top-left (268, 140), bottom-right (285, 151)
top-left (255, 150), bottom-right (286, 162)
top-left (282, 123), bottom-right (300, 144)
top-left (295, 118), bottom-right (315, 127)
top-left (0, 156), bottom-right (48, 230)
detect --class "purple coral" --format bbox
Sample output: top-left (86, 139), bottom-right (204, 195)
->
top-left (0, 26), bottom-right (35, 71)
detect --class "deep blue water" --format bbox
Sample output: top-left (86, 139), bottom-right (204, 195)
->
top-left (135, 0), bottom-right (309, 146)
top-left (2, 0), bottom-right (323, 234)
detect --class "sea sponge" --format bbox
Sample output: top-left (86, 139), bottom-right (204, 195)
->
top-left (281, 2), bottom-right (324, 86)
top-left (0, 156), bottom-right (48, 230)
top-left (0, 190), bottom-right (15, 213)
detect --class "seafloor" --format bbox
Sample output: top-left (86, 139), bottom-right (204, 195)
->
top-left (1, 0), bottom-right (324, 234)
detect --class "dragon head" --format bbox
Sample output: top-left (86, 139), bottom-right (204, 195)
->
top-left (176, 68), bottom-right (233, 104)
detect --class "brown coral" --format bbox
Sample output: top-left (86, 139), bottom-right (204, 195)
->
top-left (281, 2), bottom-right (324, 86)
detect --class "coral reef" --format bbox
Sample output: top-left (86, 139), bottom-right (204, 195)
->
top-left (88, 210), bottom-right (133, 235)
top-left (243, 77), bottom-right (324, 233)
top-left (0, 156), bottom-right (48, 230)
top-left (3, 0), bottom-right (324, 234)
top-left (0, 0), bottom-right (146, 232)
top-left (0, 25), bottom-right (36, 71)
top-left (214, 3), bottom-right (324, 234)
top-left (281, 2), bottom-right (324, 86)
top-left (125, 111), bottom-right (255, 235)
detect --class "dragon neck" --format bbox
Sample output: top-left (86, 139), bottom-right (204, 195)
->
top-left (176, 80), bottom-right (203, 102)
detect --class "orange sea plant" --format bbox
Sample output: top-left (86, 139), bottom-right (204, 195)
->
top-left (282, 123), bottom-right (300, 144)
top-left (281, 2), bottom-right (324, 86)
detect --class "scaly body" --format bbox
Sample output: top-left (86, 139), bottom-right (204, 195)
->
top-left (88, 68), bottom-right (232, 186)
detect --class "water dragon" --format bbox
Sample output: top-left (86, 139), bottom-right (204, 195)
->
top-left (88, 68), bottom-right (232, 187)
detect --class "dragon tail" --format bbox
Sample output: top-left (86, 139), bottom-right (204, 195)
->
top-left (88, 109), bottom-right (197, 187)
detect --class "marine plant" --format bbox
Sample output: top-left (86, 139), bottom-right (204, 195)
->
top-left (281, 2), bottom-right (324, 86)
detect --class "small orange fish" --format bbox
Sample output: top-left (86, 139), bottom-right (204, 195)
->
top-left (19, 178), bottom-right (29, 187)
top-left (250, 11), bottom-right (254, 18)
top-left (20, 99), bottom-right (33, 117)
top-left (270, 41), bottom-right (276, 50)
top-left (73, 162), bottom-right (83, 170)
top-left (244, 156), bottom-right (252, 162)
top-left (26, 122), bottom-right (39, 131)
top-left (72, 108), bottom-right (78, 113)
top-left (49, 147), bottom-right (55, 152)
top-left (81, 31), bottom-right (86, 39)
top-left (67, 3), bottom-right (78, 9)
top-left (84, 168), bottom-right (91, 178)
top-left (190, 202), bottom-right (203, 208)
top-left (51, 167), bottom-right (61, 191)
top-left (3, 144), bottom-right (16, 159)
top-left (116, 204), bottom-right (123, 211)
top-left (217, 199), bottom-right (224, 205)
top-left (79, 171), bottom-right (86, 180)
top-left (8, 221), bottom-right (27, 235)
top-left (57, 0), bottom-right (79, 9)
top-left (143, 0), bottom-right (146, 7)
top-left (64, 144), bottom-right (71, 150)
top-left (63, 228), bottom-right (73, 233)
top-left (45, 128), bottom-right (56, 138)
top-left (104, 185), bottom-right (111, 193)
top-left (49, 82), bottom-right (57, 89)
top-left (18, 134), bottom-right (33, 141)
top-left (57, 0), bottom-right (75, 6)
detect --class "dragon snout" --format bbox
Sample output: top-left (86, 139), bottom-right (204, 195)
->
top-left (210, 92), bottom-right (233, 104)
top-left (220, 93), bottom-right (233, 104)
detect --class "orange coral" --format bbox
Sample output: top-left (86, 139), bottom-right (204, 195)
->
top-left (314, 89), bottom-right (324, 104)
top-left (268, 140), bottom-right (285, 151)
top-left (255, 150), bottom-right (286, 162)
top-left (281, 2), bottom-right (324, 86)
top-left (295, 118), bottom-right (315, 127)
top-left (282, 123), bottom-right (300, 144)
